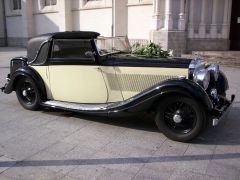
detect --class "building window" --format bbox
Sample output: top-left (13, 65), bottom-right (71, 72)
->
top-left (81, 0), bottom-right (104, 9)
top-left (12, 0), bottom-right (21, 10)
top-left (44, 0), bottom-right (57, 6)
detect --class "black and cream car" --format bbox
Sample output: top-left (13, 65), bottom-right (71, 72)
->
top-left (1, 31), bottom-right (235, 142)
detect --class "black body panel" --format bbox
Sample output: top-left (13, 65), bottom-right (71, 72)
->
top-left (100, 55), bottom-right (191, 68)
top-left (43, 55), bottom-right (191, 68)
top-left (27, 31), bottom-right (100, 63)
top-left (27, 36), bottom-right (50, 63)
top-left (4, 66), bottom-right (47, 101)
top-left (216, 71), bottom-right (229, 95)
top-left (107, 78), bottom-right (213, 117)
top-left (47, 58), bottom-right (97, 66)
top-left (10, 57), bottom-right (28, 75)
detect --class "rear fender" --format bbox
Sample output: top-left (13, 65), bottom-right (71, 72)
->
top-left (4, 66), bottom-right (47, 101)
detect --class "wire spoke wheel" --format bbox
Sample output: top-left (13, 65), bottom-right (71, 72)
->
top-left (19, 81), bottom-right (36, 105)
top-left (16, 77), bottom-right (41, 110)
top-left (155, 96), bottom-right (206, 142)
top-left (164, 101), bottom-right (197, 134)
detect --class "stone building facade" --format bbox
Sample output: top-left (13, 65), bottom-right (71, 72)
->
top-left (0, 0), bottom-right (239, 55)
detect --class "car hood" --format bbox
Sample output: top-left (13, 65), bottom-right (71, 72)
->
top-left (107, 54), bottom-right (192, 68)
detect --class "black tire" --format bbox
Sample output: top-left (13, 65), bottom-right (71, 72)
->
top-left (155, 96), bottom-right (206, 142)
top-left (15, 77), bottom-right (41, 110)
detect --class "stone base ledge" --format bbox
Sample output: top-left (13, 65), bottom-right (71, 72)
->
top-left (192, 51), bottom-right (240, 59)
top-left (0, 38), bottom-right (6, 46)
top-left (182, 51), bottom-right (240, 67)
top-left (150, 30), bottom-right (186, 56)
top-left (187, 39), bottom-right (230, 53)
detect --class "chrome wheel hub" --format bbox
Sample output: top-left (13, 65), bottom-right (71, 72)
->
top-left (22, 90), bottom-right (27, 97)
top-left (173, 114), bottom-right (182, 123)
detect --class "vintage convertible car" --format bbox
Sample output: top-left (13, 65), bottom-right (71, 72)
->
top-left (1, 31), bottom-right (235, 142)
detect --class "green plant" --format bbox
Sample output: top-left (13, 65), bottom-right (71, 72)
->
top-left (131, 42), bottom-right (171, 58)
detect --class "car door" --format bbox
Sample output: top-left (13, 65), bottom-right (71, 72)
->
top-left (48, 39), bottom-right (108, 104)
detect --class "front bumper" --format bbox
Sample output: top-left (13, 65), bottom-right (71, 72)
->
top-left (211, 94), bottom-right (235, 126)
top-left (1, 74), bottom-right (10, 93)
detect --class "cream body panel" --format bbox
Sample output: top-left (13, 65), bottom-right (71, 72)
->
top-left (49, 65), bottom-right (108, 103)
top-left (114, 67), bottom-right (188, 100)
top-left (30, 66), bottom-right (53, 99)
top-left (100, 66), bottom-right (124, 103)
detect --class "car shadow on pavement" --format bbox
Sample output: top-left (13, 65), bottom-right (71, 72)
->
top-left (192, 106), bottom-right (240, 145)
top-left (42, 106), bottom-right (240, 146)
top-left (43, 107), bottom-right (159, 133)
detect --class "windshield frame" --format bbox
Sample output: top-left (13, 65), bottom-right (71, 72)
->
top-left (95, 36), bottom-right (131, 57)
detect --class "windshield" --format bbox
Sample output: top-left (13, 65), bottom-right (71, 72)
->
top-left (95, 36), bottom-right (131, 56)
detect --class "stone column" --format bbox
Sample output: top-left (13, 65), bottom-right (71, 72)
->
top-left (164, 0), bottom-right (173, 30)
top-left (113, 0), bottom-right (128, 36)
top-left (152, 0), bottom-right (162, 30)
top-left (222, 0), bottom-right (231, 39)
top-left (80, 0), bottom-right (86, 8)
top-left (58, 0), bottom-right (72, 31)
top-left (21, 0), bottom-right (34, 46)
top-left (188, 0), bottom-right (195, 38)
top-left (210, 0), bottom-right (218, 38)
top-left (178, 0), bottom-right (185, 31)
top-left (228, 0), bottom-right (232, 23)
top-left (199, 0), bottom-right (207, 38)
top-left (0, 0), bottom-right (5, 46)
top-left (150, 0), bottom-right (187, 56)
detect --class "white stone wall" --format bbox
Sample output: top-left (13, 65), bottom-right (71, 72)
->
top-left (72, 0), bottom-right (112, 36)
top-left (0, 0), bottom-right (234, 52)
top-left (6, 16), bottom-right (23, 38)
top-left (4, 0), bottom-right (23, 45)
top-left (128, 3), bottom-right (153, 39)
top-left (73, 8), bottom-right (112, 37)
top-left (32, 0), bottom-right (60, 35)
top-left (34, 13), bottom-right (60, 35)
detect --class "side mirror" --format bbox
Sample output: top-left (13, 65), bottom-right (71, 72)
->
top-left (85, 51), bottom-right (95, 58)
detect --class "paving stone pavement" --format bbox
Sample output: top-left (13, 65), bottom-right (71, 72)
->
top-left (0, 47), bottom-right (239, 180)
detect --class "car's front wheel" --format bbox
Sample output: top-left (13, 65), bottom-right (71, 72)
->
top-left (15, 77), bottom-right (41, 110)
top-left (155, 96), bottom-right (206, 142)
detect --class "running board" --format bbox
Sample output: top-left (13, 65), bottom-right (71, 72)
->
top-left (42, 100), bottom-right (112, 112)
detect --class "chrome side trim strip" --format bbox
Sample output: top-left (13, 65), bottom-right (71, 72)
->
top-left (43, 100), bottom-right (112, 111)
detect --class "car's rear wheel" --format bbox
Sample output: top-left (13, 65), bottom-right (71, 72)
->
top-left (15, 77), bottom-right (41, 110)
top-left (155, 96), bottom-right (206, 142)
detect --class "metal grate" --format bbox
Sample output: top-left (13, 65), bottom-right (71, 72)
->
top-left (106, 73), bottom-right (175, 92)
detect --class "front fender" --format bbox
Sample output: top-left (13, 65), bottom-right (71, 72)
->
top-left (4, 66), bottom-right (47, 101)
top-left (108, 79), bottom-right (213, 116)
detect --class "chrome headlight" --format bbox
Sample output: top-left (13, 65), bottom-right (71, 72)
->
top-left (207, 64), bottom-right (219, 81)
top-left (193, 69), bottom-right (210, 90)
